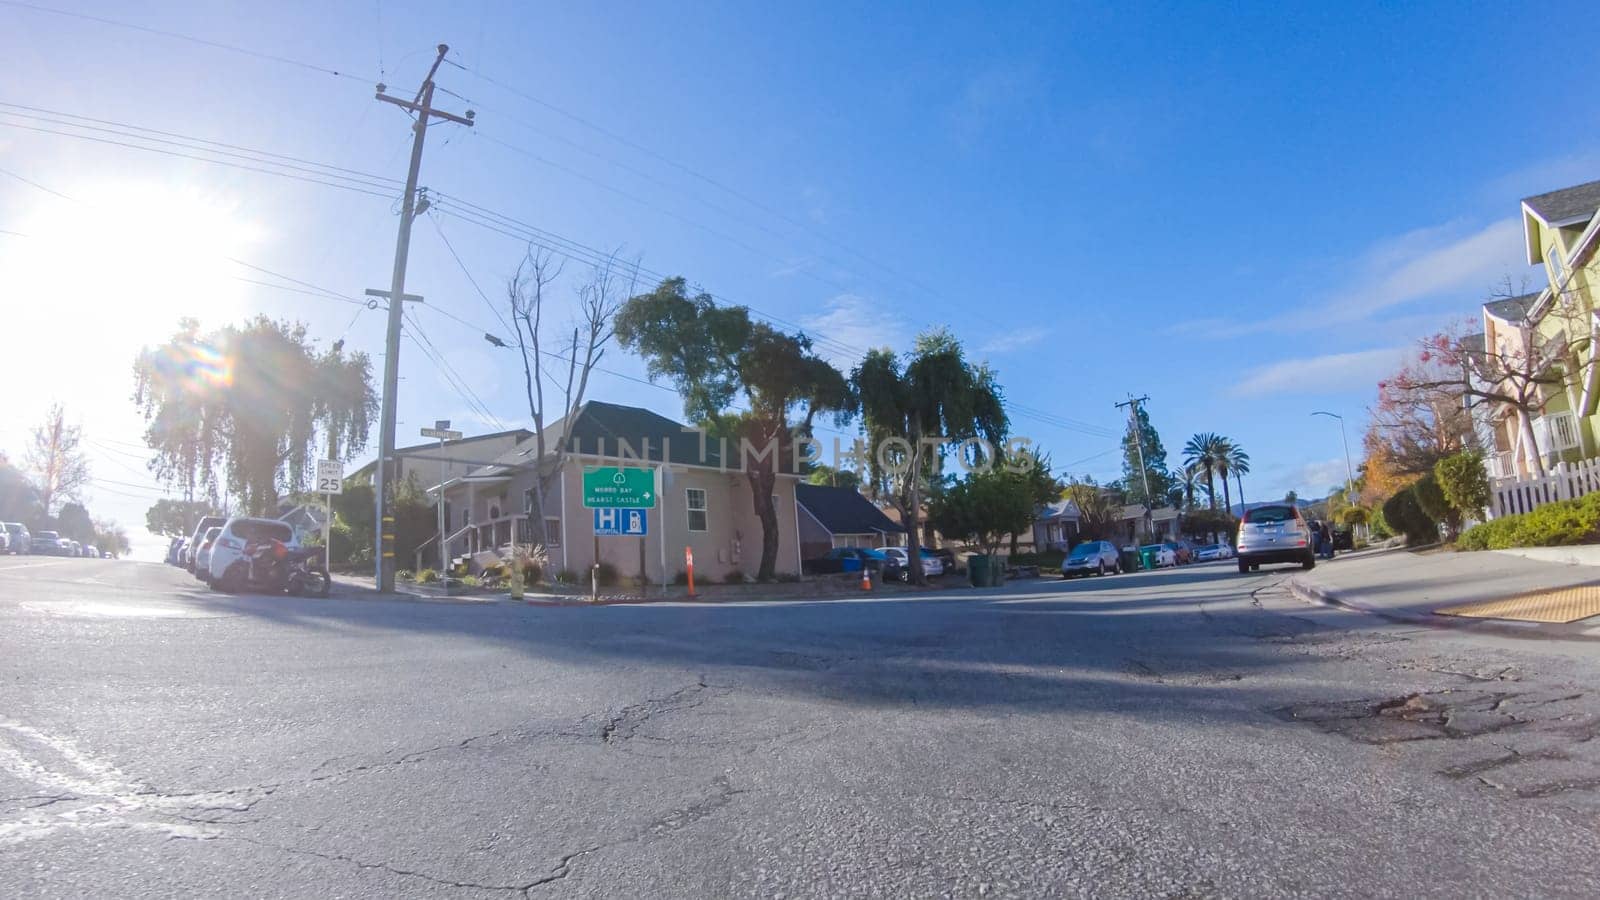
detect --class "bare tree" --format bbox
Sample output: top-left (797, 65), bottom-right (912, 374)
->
top-left (507, 247), bottom-right (634, 550)
top-left (26, 403), bottom-right (90, 516)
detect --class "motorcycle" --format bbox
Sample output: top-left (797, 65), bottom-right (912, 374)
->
top-left (218, 541), bottom-right (330, 597)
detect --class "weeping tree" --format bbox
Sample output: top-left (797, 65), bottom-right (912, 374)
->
top-left (133, 317), bottom-right (376, 515)
top-left (616, 278), bottom-right (850, 580)
top-left (853, 329), bottom-right (1008, 584)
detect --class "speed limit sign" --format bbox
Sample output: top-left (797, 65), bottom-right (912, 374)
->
top-left (316, 458), bottom-right (344, 494)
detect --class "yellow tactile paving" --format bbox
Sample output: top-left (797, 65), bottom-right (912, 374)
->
top-left (1436, 584), bottom-right (1600, 624)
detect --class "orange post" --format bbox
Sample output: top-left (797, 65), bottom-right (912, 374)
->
top-left (685, 546), bottom-right (695, 597)
top-left (861, 565), bottom-right (872, 590)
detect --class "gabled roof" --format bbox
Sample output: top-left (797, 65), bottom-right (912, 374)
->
top-left (348, 427), bottom-right (534, 479)
top-left (463, 400), bottom-right (807, 478)
top-left (1523, 180), bottom-right (1600, 226)
top-left (1035, 498), bottom-right (1080, 521)
top-left (795, 483), bottom-right (904, 536)
top-left (1482, 292), bottom-right (1539, 325)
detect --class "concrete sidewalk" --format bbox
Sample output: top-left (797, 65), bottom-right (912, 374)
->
top-left (1288, 547), bottom-right (1600, 639)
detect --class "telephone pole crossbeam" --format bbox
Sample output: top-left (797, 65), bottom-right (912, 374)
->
top-left (371, 43), bottom-right (473, 592)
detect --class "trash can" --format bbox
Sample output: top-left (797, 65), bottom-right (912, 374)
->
top-left (968, 554), bottom-right (993, 587)
top-left (1119, 547), bottom-right (1140, 573)
top-left (1138, 546), bottom-right (1158, 571)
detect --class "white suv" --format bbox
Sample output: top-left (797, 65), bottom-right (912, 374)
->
top-left (1236, 503), bottom-right (1314, 573)
top-left (208, 517), bottom-right (297, 584)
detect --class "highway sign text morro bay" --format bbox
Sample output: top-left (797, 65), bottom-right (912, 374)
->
top-left (582, 466), bottom-right (656, 508)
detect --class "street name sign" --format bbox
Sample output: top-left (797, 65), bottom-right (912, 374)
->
top-left (582, 466), bottom-right (656, 508)
top-left (593, 508), bottom-right (648, 536)
top-left (421, 427), bottom-right (464, 440)
top-left (316, 459), bottom-right (344, 494)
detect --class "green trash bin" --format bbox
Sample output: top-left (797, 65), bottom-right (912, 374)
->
top-left (1138, 545), bottom-right (1158, 570)
top-left (968, 554), bottom-right (992, 587)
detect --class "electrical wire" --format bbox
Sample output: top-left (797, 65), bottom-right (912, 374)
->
top-left (0, 1), bottom-right (371, 83)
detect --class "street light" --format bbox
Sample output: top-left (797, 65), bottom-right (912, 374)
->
top-left (1311, 411), bottom-right (1357, 504)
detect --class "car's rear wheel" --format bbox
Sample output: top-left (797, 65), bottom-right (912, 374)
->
top-left (1238, 560), bottom-right (1250, 574)
top-left (1097, 562), bottom-right (1106, 576)
top-left (1302, 553), bottom-right (1316, 570)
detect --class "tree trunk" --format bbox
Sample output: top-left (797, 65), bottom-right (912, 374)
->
top-left (748, 466), bottom-right (780, 581)
top-left (1205, 470), bottom-right (1217, 511)
top-left (906, 437), bottom-right (926, 585)
top-left (1220, 473), bottom-right (1232, 519)
top-left (1518, 409), bottom-right (1547, 478)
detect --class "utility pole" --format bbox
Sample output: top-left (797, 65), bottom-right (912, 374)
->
top-left (370, 44), bottom-right (474, 591)
top-left (1116, 395), bottom-right (1154, 540)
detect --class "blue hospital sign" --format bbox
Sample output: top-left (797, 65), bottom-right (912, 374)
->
top-left (594, 508), bottom-right (648, 536)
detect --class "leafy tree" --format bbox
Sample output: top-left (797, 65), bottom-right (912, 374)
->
top-left (0, 454), bottom-right (43, 525)
top-left (616, 278), bottom-right (850, 580)
top-left (93, 519), bottom-right (130, 556)
top-left (133, 317), bottom-right (376, 515)
top-left (25, 404), bottom-right (90, 516)
top-left (56, 501), bottom-right (94, 542)
top-left (1366, 339), bottom-right (1476, 497)
top-left (1435, 450), bottom-right (1491, 524)
top-left (1120, 407), bottom-right (1174, 509)
top-left (927, 464), bottom-right (1037, 558)
top-left (853, 330), bottom-right (1007, 583)
top-left (806, 463), bottom-right (861, 491)
top-left (1182, 509), bottom-right (1237, 543)
top-left (1063, 476), bottom-right (1119, 542)
top-left (1284, 490), bottom-right (1299, 505)
top-left (145, 499), bottom-right (219, 538)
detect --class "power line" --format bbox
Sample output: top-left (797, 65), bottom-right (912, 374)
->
top-left (402, 309), bottom-right (507, 431)
top-left (0, 1), bottom-right (371, 83)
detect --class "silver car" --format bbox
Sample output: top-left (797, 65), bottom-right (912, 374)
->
top-left (1236, 504), bottom-right (1314, 573)
top-left (1062, 540), bottom-right (1121, 577)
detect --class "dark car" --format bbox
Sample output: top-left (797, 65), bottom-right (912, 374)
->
top-left (31, 530), bottom-right (66, 555)
top-left (1333, 527), bottom-right (1354, 551)
top-left (802, 547), bottom-right (884, 575)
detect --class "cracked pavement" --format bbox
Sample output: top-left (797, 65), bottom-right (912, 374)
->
top-left (6, 554), bottom-right (1600, 897)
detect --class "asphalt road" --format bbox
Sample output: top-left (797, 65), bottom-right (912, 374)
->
top-left (5, 554), bottom-right (1600, 898)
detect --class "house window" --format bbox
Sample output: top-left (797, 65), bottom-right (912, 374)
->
top-left (462, 509), bottom-right (470, 530)
top-left (523, 488), bottom-right (535, 515)
top-left (545, 517), bottom-right (562, 548)
top-left (686, 488), bottom-right (708, 532)
top-left (1548, 244), bottom-right (1567, 289)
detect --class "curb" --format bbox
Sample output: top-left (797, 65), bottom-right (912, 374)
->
top-left (1285, 576), bottom-right (1592, 642)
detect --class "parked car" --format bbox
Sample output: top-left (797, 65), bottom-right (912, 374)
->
top-left (193, 527), bottom-right (224, 582)
top-left (0, 530), bottom-right (7, 553)
top-left (83, 544), bottom-right (99, 559)
top-left (68, 540), bottom-right (83, 557)
top-left (1236, 503), bottom-right (1314, 573)
top-left (803, 547), bottom-right (884, 575)
top-left (166, 537), bottom-right (186, 565)
top-left (881, 546), bottom-right (943, 579)
top-left (208, 516), bottom-right (298, 588)
top-left (3, 522), bottom-right (30, 555)
top-left (1163, 541), bottom-right (1194, 565)
top-left (1140, 544), bottom-right (1178, 568)
top-left (1195, 543), bottom-right (1235, 562)
top-left (185, 516), bottom-right (229, 573)
top-left (30, 530), bottom-right (64, 555)
top-left (926, 546), bottom-right (957, 573)
top-left (1062, 540), bottom-right (1121, 577)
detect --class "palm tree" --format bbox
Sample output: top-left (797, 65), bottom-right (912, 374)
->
top-left (1174, 465), bottom-right (1200, 511)
top-left (1182, 433), bottom-right (1226, 511)
top-left (1226, 444), bottom-right (1250, 511)
top-left (1214, 437), bottom-right (1240, 517)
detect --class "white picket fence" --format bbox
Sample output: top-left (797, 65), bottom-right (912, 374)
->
top-left (1489, 458), bottom-right (1600, 519)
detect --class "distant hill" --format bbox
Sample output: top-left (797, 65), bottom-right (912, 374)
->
top-left (1230, 496), bottom-right (1329, 517)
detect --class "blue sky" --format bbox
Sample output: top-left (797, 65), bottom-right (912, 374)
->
top-left (2, 1), bottom-right (1597, 556)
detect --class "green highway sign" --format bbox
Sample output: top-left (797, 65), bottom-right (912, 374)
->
top-left (582, 466), bottom-right (656, 508)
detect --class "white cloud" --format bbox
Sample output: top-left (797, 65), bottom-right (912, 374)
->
top-left (1230, 346), bottom-right (1409, 398)
top-left (979, 329), bottom-right (1049, 355)
top-left (1195, 217), bottom-right (1525, 338)
top-left (801, 294), bottom-right (900, 364)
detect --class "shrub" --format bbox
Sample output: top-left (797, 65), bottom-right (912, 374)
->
top-left (556, 568), bottom-right (578, 584)
top-left (1009, 550), bottom-right (1066, 570)
top-left (774, 571), bottom-right (801, 583)
top-left (460, 574), bottom-right (481, 587)
top-left (1382, 488), bottom-right (1438, 546)
top-left (1457, 493), bottom-right (1600, 550)
top-left (671, 570), bottom-right (690, 585)
top-left (416, 568), bottom-right (439, 584)
top-left (1435, 451), bottom-right (1490, 521)
top-left (1412, 472), bottom-right (1459, 538)
top-left (397, 569), bottom-right (415, 582)
top-left (723, 570), bottom-right (748, 584)
top-left (594, 562), bottom-right (620, 586)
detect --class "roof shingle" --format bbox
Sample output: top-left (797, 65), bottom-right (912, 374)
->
top-left (796, 484), bottom-right (905, 536)
top-left (1482, 293), bottom-right (1540, 324)
top-left (1523, 179), bottom-right (1600, 225)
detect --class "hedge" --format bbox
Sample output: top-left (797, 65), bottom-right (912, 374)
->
top-left (1457, 493), bottom-right (1600, 551)
top-left (1382, 487), bottom-right (1438, 546)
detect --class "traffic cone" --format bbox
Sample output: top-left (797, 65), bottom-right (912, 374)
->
top-left (861, 566), bottom-right (872, 591)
